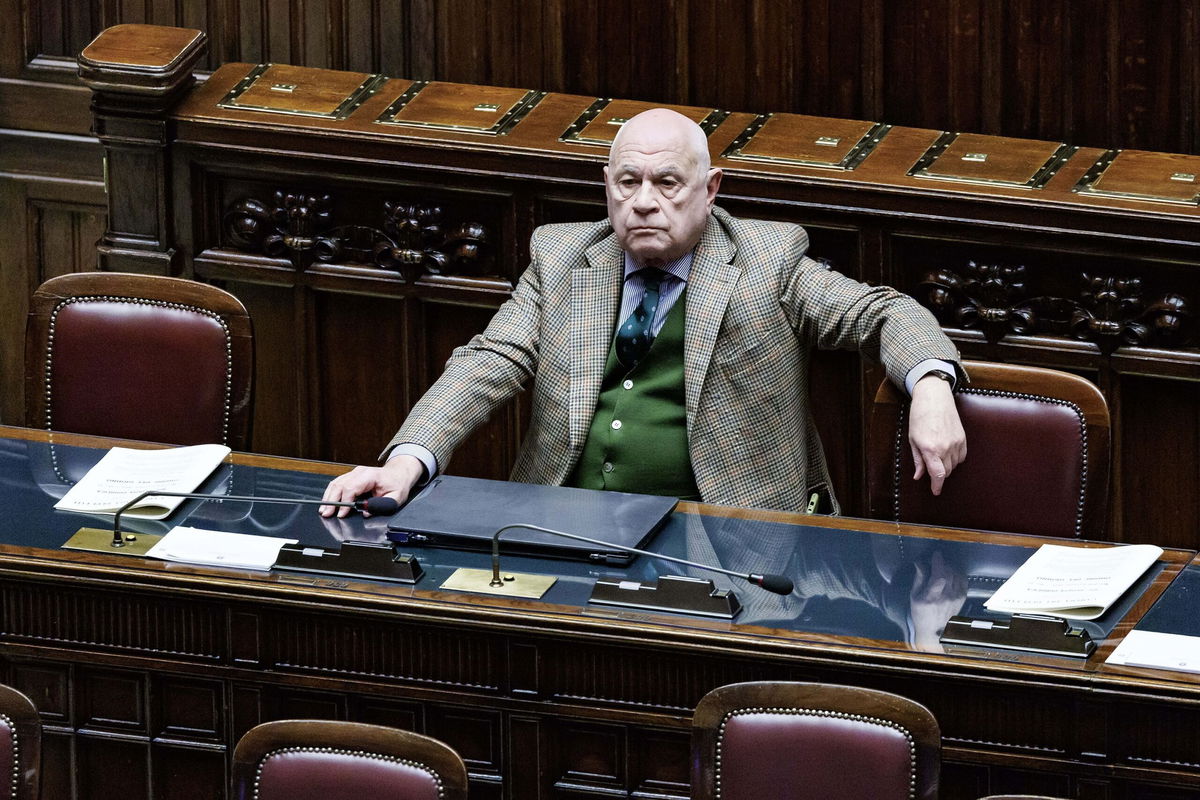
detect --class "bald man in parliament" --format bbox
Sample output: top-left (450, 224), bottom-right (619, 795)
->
top-left (320, 108), bottom-right (967, 517)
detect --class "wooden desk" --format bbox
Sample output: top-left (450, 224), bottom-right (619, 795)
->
top-left (0, 426), bottom-right (1198, 799)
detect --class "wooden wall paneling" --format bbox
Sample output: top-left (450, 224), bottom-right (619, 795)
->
top-left (312, 290), bottom-right (412, 465)
top-left (0, 175), bottom-right (105, 426)
top-left (1067, 0), bottom-right (1113, 153)
top-left (224, 281), bottom-right (305, 457)
top-left (946, 0), bottom-right (983, 135)
top-left (1118, 375), bottom-right (1200, 551)
top-left (301, 0), bottom-right (332, 68)
top-left (12, 0), bottom-right (1200, 150)
top-left (508, 716), bottom-right (544, 799)
top-left (266, 0), bottom-right (296, 65)
top-left (415, 299), bottom-right (526, 480)
top-left (1186, 0), bottom-right (1200, 156)
top-left (343, 0), bottom-right (374, 74)
top-left (1108, 0), bottom-right (1181, 154)
top-left (426, 705), bottom-right (504, 793)
top-left (405, 0), bottom-right (436, 78)
top-left (153, 745), bottom-right (227, 800)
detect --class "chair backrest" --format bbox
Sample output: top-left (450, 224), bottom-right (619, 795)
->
top-left (0, 684), bottom-right (41, 800)
top-left (691, 681), bottom-right (940, 800)
top-left (868, 360), bottom-right (1110, 538)
top-left (232, 720), bottom-right (468, 800)
top-left (25, 272), bottom-right (253, 450)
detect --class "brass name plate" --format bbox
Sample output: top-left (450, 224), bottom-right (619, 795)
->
top-left (720, 113), bottom-right (890, 171)
top-left (908, 132), bottom-right (1076, 189)
top-left (560, 98), bottom-right (729, 146)
top-left (375, 81), bottom-right (545, 135)
top-left (441, 567), bottom-right (556, 599)
top-left (1072, 149), bottom-right (1200, 206)
top-left (218, 63), bottom-right (386, 120)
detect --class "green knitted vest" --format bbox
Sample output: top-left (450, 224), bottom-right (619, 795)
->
top-left (567, 291), bottom-right (698, 498)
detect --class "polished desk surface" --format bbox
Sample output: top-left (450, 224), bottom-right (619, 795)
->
top-left (0, 425), bottom-right (1195, 691)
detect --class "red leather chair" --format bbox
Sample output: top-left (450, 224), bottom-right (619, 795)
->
top-left (691, 681), bottom-right (940, 800)
top-left (232, 720), bottom-right (468, 800)
top-left (25, 272), bottom-right (253, 449)
top-left (869, 360), bottom-right (1110, 538)
top-left (0, 683), bottom-right (41, 800)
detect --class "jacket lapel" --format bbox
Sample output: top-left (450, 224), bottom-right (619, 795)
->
top-left (570, 232), bottom-right (623, 448)
top-left (684, 213), bottom-right (740, 429)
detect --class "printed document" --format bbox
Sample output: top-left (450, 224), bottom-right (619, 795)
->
top-left (54, 444), bottom-right (231, 519)
top-left (984, 543), bottom-right (1163, 620)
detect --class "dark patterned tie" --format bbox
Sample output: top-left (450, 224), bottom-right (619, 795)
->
top-left (615, 268), bottom-right (665, 370)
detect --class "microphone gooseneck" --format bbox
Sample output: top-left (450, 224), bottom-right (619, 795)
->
top-left (110, 491), bottom-right (399, 548)
top-left (489, 523), bottom-right (793, 595)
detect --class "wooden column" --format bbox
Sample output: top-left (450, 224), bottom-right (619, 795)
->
top-left (77, 24), bottom-right (207, 275)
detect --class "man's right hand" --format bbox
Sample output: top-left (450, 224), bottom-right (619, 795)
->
top-left (318, 454), bottom-right (425, 518)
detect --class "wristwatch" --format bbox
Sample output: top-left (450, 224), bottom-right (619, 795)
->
top-left (924, 369), bottom-right (956, 389)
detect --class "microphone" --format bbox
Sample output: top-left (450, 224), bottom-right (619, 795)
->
top-left (110, 491), bottom-right (399, 548)
top-left (489, 523), bottom-right (794, 595)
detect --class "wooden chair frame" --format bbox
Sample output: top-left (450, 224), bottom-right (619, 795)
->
top-left (0, 683), bottom-right (41, 800)
top-left (232, 719), bottom-right (469, 800)
top-left (691, 681), bottom-right (940, 800)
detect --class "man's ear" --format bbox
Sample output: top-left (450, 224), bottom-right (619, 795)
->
top-left (705, 168), bottom-right (723, 206)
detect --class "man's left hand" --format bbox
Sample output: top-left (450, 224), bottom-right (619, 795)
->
top-left (908, 374), bottom-right (967, 495)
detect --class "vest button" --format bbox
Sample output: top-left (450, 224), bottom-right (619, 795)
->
top-left (611, 419), bottom-right (622, 430)
top-left (603, 462), bottom-right (614, 473)
top-left (622, 379), bottom-right (633, 390)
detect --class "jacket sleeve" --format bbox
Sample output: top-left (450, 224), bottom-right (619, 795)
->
top-left (775, 225), bottom-right (961, 390)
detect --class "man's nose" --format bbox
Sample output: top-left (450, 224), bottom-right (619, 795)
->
top-left (631, 180), bottom-right (657, 212)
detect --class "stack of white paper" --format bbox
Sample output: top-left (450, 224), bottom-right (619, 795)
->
top-left (1107, 630), bottom-right (1200, 674)
top-left (146, 526), bottom-right (296, 571)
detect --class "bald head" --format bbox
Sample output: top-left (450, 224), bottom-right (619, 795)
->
top-left (604, 108), bottom-right (722, 264)
top-left (609, 108), bottom-right (712, 178)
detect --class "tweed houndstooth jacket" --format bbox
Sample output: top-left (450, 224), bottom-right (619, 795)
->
top-left (388, 206), bottom-right (960, 513)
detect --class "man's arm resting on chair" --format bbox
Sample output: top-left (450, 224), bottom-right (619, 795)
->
top-left (907, 369), bottom-right (967, 496)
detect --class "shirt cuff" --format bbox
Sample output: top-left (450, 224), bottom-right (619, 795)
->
top-left (385, 443), bottom-right (437, 485)
top-left (904, 358), bottom-right (958, 396)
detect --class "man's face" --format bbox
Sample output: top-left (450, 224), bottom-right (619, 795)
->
top-left (605, 115), bottom-right (720, 264)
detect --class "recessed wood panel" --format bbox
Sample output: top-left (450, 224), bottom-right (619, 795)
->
top-left (8, 661), bottom-right (69, 723)
top-left (314, 291), bottom-right (411, 465)
top-left (154, 677), bottom-right (223, 742)
top-left (427, 705), bottom-right (502, 772)
top-left (78, 736), bottom-right (150, 799)
top-left (79, 670), bottom-right (146, 732)
top-left (152, 745), bottom-right (227, 800)
top-left (1120, 376), bottom-right (1200, 551)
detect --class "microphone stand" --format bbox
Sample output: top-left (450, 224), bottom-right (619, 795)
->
top-left (490, 523), bottom-right (794, 598)
top-left (111, 491), bottom-right (395, 548)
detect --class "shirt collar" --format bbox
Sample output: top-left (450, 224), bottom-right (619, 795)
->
top-left (622, 249), bottom-right (693, 283)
